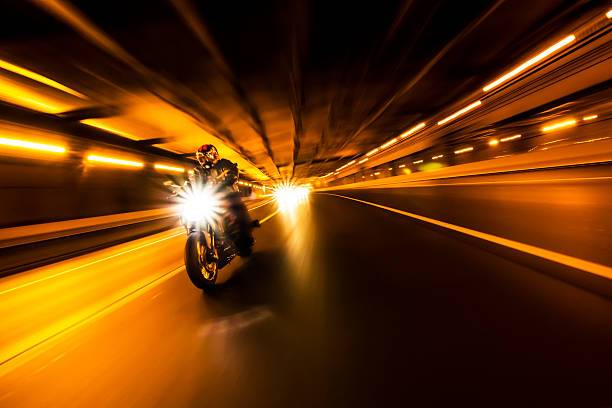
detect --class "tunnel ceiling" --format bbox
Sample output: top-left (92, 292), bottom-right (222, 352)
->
top-left (0, 0), bottom-right (590, 181)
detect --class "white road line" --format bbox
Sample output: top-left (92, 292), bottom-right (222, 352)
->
top-left (323, 193), bottom-right (612, 280)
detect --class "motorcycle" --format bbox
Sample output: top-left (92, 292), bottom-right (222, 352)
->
top-left (172, 181), bottom-right (253, 291)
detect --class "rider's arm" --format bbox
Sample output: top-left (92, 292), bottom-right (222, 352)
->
top-left (218, 159), bottom-right (239, 187)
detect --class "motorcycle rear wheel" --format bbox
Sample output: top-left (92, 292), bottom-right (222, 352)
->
top-left (185, 231), bottom-right (218, 291)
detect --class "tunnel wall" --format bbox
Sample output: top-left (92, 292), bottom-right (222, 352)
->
top-left (0, 154), bottom-right (181, 228)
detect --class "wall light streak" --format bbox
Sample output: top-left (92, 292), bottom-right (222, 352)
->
top-left (413, 160), bottom-right (423, 164)
top-left (437, 101), bottom-right (482, 126)
top-left (482, 35), bottom-right (575, 92)
top-left (398, 164), bottom-right (406, 168)
top-left (358, 158), bottom-right (369, 164)
top-left (399, 122), bottom-right (426, 139)
top-left (542, 118), bottom-right (577, 133)
top-left (0, 59), bottom-right (87, 99)
top-left (380, 138), bottom-right (398, 150)
top-left (489, 139), bottom-right (500, 146)
top-left (582, 114), bottom-right (598, 121)
top-left (0, 137), bottom-right (66, 154)
top-left (454, 147), bottom-right (474, 154)
top-left (86, 155), bottom-right (144, 168)
top-left (154, 163), bottom-right (185, 173)
top-left (366, 148), bottom-right (379, 157)
top-left (500, 134), bottom-right (521, 142)
top-left (432, 154), bottom-right (444, 160)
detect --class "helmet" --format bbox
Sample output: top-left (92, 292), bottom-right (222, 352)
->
top-left (196, 144), bottom-right (219, 165)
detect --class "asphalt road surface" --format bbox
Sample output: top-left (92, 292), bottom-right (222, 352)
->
top-left (1, 168), bottom-right (612, 406)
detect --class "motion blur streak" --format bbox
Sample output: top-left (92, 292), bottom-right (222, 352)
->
top-left (482, 35), bottom-right (576, 92)
top-left (0, 59), bottom-right (86, 99)
top-left (454, 147), bottom-right (474, 154)
top-left (85, 155), bottom-right (144, 168)
top-left (542, 118), bottom-right (577, 132)
top-left (399, 122), bottom-right (427, 139)
top-left (437, 100), bottom-right (482, 125)
top-left (154, 163), bottom-right (185, 173)
top-left (0, 137), bottom-right (66, 154)
top-left (500, 134), bottom-right (522, 142)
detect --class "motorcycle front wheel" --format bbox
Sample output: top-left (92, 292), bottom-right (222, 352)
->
top-left (185, 231), bottom-right (218, 291)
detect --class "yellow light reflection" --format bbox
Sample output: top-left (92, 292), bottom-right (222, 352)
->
top-left (489, 139), bottom-right (499, 146)
top-left (86, 154), bottom-right (144, 168)
top-left (81, 119), bottom-right (140, 140)
top-left (154, 163), bottom-right (185, 173)
top-left (0, 59), bottom-right (86, 99)
top-left (542, 118), bottom-right (577, 133)
top-left (437, 100), bottom-right (482, 126)
top-left (0, 137), bottom-right (66, 154)
top-left (482, 35), bottom-right (575, 92)
top-left (0, 76), bottom-right (70, 113)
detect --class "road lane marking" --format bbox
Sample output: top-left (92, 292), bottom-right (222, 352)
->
top-left (260, 209), bottom-right (280, 224)
top-left (248, 199), bottom-right (275, 211)
top-left (0, 266), bottom-right (184, 372)
top-left (0, 230), bottom-right (185, 296)
top-left (323, 193), bottom-right (612, 280)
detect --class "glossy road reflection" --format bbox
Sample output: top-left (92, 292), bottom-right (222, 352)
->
top-left (1, 170), bottom-right (612, 406)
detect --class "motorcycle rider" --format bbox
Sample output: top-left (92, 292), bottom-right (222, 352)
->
top-left (193, 144), bottom-right (255, 256)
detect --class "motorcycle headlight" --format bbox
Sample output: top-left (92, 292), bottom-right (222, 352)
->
top-left (180, 186), bottom-right (221, 223)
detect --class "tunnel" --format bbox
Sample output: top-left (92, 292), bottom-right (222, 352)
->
top-left (0, 1), bottom-right (611, 406)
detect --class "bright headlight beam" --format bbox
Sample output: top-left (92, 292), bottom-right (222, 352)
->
top-left (482, 35), bottom-right (575, 92)
top-left (437, 100), bottom-right (482, 126)
top-left (87, 154), bottom-right (144, 168)
top-left (542, 118), bottom-right (577, 133)
top-left (0, 59), bottom-right (87, 99)
top-left (154, 163), bottom-right (185, 173)
top-left (0, 137), bottom-right (66, 153)
top-left (399, 122), bottom-right (426, 139)
top-left (607, 9), bottom-right (612, 19)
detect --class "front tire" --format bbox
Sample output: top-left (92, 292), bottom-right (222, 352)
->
top-left (185, 231), bottom-right (218, 291)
